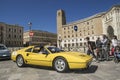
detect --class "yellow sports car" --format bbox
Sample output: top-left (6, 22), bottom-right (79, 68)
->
top-left (11, 45), bottom-right (92, 72)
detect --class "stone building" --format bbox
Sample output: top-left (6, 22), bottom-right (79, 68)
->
top-left (102, 5), bottom-right (120, 39)
top-left (57, 10), bottom-right (105, 48)
top-left (0, 22), bottom-right (23, 47)
top-left (57, 5), bottom-right (120, 49)
top-left (24, 30), bottom-right (57, 46)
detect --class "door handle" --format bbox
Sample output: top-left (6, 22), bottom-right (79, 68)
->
top-left (26, 53), bottom-right (30, 56)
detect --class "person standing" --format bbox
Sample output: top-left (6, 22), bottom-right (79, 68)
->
top-left (95, 37), bottom-right (103, 62)
top-left (111, 35), bottom-right (118, 55)
top-left (111, 35), bottom-right (118, 47)
top-left (101, 35), bottom-right (110, 61)
top-left (86, 37), bottom-right (96, 59)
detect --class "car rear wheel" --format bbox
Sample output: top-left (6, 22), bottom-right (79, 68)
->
top-left (16, 55), bottom-right (25, 67)
top-left (54, 57), bottom-right (68, 72)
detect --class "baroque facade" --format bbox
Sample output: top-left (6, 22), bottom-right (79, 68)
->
top-left (24, 30), bottom-right (57, 46)
top-left (57, 5), bottom-right (120, 49)
top-left (0, 22), bottom-right (23, 47)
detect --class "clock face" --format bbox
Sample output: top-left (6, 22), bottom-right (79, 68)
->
top-left (74, 26), bottom-right (78, 31)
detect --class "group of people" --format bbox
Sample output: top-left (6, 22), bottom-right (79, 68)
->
top-left (86, 34), bottom-right (119, 62)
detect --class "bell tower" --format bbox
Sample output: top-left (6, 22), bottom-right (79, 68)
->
top-left (57, 9), bottom-right (66, 34)
top-left (57, 9), bottom-right (66, 48)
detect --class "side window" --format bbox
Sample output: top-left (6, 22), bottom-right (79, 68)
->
top-left (39, 48), bottom-right (44, 53)
top-left (39, 47), bottom-right (49, 54)
top-left (25, 48), bottom-right (32, 52)
top-left (33, 47), bottom-right (40, 53)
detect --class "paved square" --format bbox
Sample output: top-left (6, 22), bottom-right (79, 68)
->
top-left (0, 60), bottom-right (120, 80)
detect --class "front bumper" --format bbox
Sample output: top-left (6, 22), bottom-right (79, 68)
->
top-left (0, 55), bottom-right (11, 59)
top-left (69, 59), bottom-right (92, 69)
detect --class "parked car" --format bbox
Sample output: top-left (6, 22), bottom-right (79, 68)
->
top-left (11, 45), bottom-right (92, 72)
top-left (0, 44), bottom-right (11, 59)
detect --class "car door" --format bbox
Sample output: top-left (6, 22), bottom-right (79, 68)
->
top-left (24, 47), bottom-right (37, 64)
top-left (26, 46), bottom-right (52, 66)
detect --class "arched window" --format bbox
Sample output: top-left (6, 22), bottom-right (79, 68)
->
top-left (107, 26), bottom-right (114, 39)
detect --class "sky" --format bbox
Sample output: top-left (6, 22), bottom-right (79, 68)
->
top-left (0, 0), bottom-right (120, 33)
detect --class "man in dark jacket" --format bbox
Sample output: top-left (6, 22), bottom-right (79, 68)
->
top-left (86, 37), bottom-right (96, 59)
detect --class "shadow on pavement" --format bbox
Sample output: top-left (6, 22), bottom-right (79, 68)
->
top-left (25, 64), bottom-right (98, 74)
top-left (0, 59), bottom-right (11, 61)
top-left (26, 65), bottom-right (54, 71)
top-left (69, 65), bottom-right (98, 74)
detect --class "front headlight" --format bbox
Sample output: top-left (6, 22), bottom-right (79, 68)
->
top-left (12, 51), bottom-right (17, 55)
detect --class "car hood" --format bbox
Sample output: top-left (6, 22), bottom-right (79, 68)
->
top-left (55, 51), bottom-right (92, 62)
top-left (0, 49), bottom-right (10, 55)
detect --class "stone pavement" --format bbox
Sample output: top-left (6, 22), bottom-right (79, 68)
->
top-left (0, 60), bottom-right (120, 80)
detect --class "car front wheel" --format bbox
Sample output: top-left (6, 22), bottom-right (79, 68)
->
top-left (16, 55), bottom-right (25, 67)
top-left (54, 57), bottom-right (68, 72)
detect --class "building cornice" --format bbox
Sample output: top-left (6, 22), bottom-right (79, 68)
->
top-left (104, 4), bottom-right (120, 15)
top-left (63, 12), bottom-right (106, 27)
top-left (0, 22), bottom-right (23, 28)
top-left (24, 30), bottom-right (57, 35)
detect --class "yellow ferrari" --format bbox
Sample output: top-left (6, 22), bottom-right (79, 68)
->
top-left (11, 45), bottom-right (92, 72)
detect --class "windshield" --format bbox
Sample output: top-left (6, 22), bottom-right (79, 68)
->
top-left (47, 47), bottom-right (64, 53)
top-left (0, 45), bottom-right (7, 50)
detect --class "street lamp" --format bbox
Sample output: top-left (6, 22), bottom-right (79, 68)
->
top-left (28, 22), bottom-right (32, 46)
top-left (74, 25), bottom-right (78, 51)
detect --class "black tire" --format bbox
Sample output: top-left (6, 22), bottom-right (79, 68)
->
top-left (53, 57), bottom-right (69, 73)
top-left (114, 57), bottom-right (119, 63)
top-left (16, 55), bottom-right (25, 67)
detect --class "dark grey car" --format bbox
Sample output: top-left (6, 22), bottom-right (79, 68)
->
top-left (0, 44), bottom-right (11, 59)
